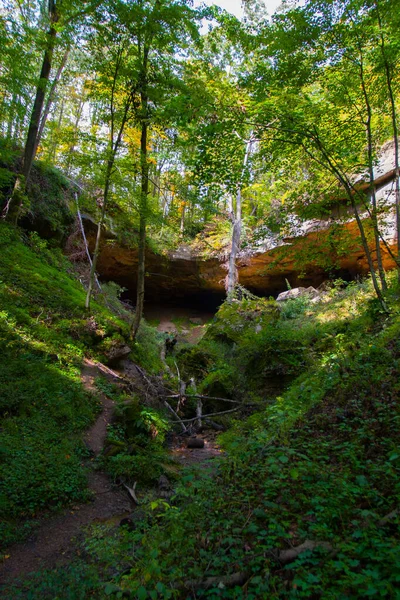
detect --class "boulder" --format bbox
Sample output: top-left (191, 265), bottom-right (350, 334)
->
top-left (105, 343), bottom-right (132, 366)
top-left (189, 317), bottom-right (203, 325)
top-left (186, 437), bottom-right (205, 449)
top-left (276, 286), bottom-right (320, 302)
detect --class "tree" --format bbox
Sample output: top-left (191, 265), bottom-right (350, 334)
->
top-left (124, 0), bottom-right (200, 339)
top-left (2, 0), bottom-right (99, 223)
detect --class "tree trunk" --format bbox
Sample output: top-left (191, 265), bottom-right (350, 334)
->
top-left (3, 0), bottom-right (59, 222)
top-left (85, 42), bottom-right (131, 311)
top-left (227, 136), bottom-right (252, 296)
top-left (180, 201), bottom-right (186, 237)
top-left (309, 137), bottom-right (388, 312)
top-left (34, 47), bottom-right (70, 157)
top-left (49, 97), bottom-right (65, 163)
top-left (85, 159), bottom-right (112, 309)
top-left (227, 193), bottom-right (242, 295)
top-left (131, 114), bottom-right (149, 339)
top-left (66, 98), bottom-right (85, 175)
top-left (358, 52), bottom-right (387, 291)
top-left (376, 1), bottom-right (400, 283)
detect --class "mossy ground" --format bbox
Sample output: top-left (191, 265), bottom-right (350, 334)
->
top-left (0, 224), bottom-right (135, 548)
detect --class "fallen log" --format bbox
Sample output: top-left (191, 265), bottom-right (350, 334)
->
top-left (163, 394), bottom-right (242, 404)
top-left (278, 540), bottom-right (334, 564)
top-left (170, 407), bottom-right (241, 423)
top-left (122, 481), bottom-right (141, 505)
top-left (181, 570), bottom-right (250, 591)
top-left (378, 508), bottom-right (398, 527)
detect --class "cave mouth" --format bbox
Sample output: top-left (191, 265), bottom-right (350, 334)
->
top-left (120, 288), bottom-right (225, 313)
top-left (118, 289), bottom-right (225, 334)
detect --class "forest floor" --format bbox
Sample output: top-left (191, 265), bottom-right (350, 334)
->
top-left (0, 357), bottom-right (221, 591)
top-left (0, 359), bottom-right (131, 587)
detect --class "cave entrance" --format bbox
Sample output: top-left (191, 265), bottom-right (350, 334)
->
top-left (120, 289), bottom-right (224, 342)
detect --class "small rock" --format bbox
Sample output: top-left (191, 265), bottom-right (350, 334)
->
top-left (119, 509), bottom-right (146, 530)
top-left (186, 437), bottom-right (205, 449)
top-left (189, 317), bottom-right (203, 325)
top-left (158, 475), bottom-right (171, 491)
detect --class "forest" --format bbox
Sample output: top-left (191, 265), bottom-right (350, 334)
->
top-left (0, 0), bottom-right (400, 597)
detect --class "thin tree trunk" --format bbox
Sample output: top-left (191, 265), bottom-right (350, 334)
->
top-left (85, 103), bottom-right (130, 310)
top-left (376, 1), bottom-right (400, 283)
top-left (33, 47), bottom-right (70, 157)
top-left (85, 160), bottom-right (112, 309)
top-left (130, 31), bottom-right (151, 339)
top-left (131, 112), bottom-right (149, 339)
top-left (358, 48), bottom-right (387, 291)
top-left (307, 136), bottom-right (388, 311)
top-left (180, 201), bottom-right (186, 237)
top-left (66, 98), bottom-right (84, 175)
top-left (75, 192), bottom-right (101, 291)
top-left (49, 97), bottom-right (64, 163)
top-left (6, 93), bottom-right (17, 139)
top-left (85, 46), bottom-right (131, 311)
top-left (3, 0), bottom-right (59, 222)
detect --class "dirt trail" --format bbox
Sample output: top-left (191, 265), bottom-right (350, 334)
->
top-left (171, 431), bottom-right (222, 468)
top-left (0, 359), bottom-right (131, 589)
top-left (0, 350), bottom-right (223, 590)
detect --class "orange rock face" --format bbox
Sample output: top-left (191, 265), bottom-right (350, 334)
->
top-left (86, 214), bottom-right (398, 303)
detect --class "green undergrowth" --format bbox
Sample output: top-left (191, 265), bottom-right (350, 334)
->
top-left (0, 223), bottom-right (137, 548)
top-left (0, 141), bottom-right (74, 241)
top-left (20, 276), bottom-right (400, 598)
top-left (94, 376), bottom-right (174, 486)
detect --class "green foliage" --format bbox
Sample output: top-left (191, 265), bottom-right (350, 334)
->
top-left (67, 276), bottom-right (400, 598)
top-left (131, 319), bottom-right (164, 375)
top-left (102, 400), bottom-right (172, 485)
top-left (4, 562), bottom-right (102, 599)
top-left (24, 162), bottom-right (75, 240)
top-left (0, 223), bottom-right (131, 547)
top-left (205, 295), bottom-right (279, 344)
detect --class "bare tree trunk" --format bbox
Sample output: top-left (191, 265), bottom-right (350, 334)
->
top-left (5, 93), bottom-right (17, 139)
top-left (85, 161), bottom-right (112, 309)
top-left (74, 192), bottom-right (101, 291)
top-left (180, 201), bottom-right (186, 238)
top-left (66, 97), bottom-right (85, 175)
top-left (33, 47), bottom-right (70, 157)
top-left (227, 135), bottom-right (252, 295)
top-left (227, 193), bottom-right (242, 294)
top-left (2, 0), bottom-right (59, 222)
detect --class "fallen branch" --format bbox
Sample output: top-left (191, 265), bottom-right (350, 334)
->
top-left (74, 193), bottom-right (101, 291)
top-left (163, 400), bottom-right (187, 433)
top-left (204, 418), bottom-right (226, 431)
top-left (163, 394), bottom-right (242, 404)
top-left (170, 407), bottom-right (241, 423)
top-left (278, 540), bottom-right (334, 564)
top-left (122, 481), bottom-right (141, 505)
top-left (378, 509), bottom-right (398, 527)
